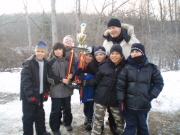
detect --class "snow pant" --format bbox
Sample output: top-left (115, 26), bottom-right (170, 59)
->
top-left (49, 96), bottom-right (73, 132)
top-left (22, 94), bottom-right (46, 135)
top-left (107, 106), bottom-right (122, 134)
top-left (122, 111), bottom-right (149, 135)
top-left (92, 103), bottom-right (124, 135)
top-left (83, 101), bottom-right (94, 121)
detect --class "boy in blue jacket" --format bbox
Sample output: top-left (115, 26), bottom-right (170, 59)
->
top-left (116, 43), bottom-right (164, 135)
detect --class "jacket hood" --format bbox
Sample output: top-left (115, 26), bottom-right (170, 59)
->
top-left (103, 23), bottom-right (135, 37)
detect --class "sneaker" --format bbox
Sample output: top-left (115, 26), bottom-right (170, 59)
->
top-left (85, 120), bottom-right (92, 131)
top-left (53, 131), bottom-right (61, 135)
top-left (66, 125), bottom-right (73, 131)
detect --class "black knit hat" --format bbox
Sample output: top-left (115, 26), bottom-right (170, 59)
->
top-left (131, 43), bottom-right (145, 55)
top-left (107, 18), bottom-right (121, 28)
top-left (110, 44), bottom-right (123, 56)
top-left (53, 42), bottom-right (66, 57)
top-left (86, 46), bottom-right (95, 56)
top-left (94, 46), bottom-right (106, 55)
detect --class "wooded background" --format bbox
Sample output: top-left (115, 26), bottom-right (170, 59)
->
top-left (0, 0), bottom-right (179, 71)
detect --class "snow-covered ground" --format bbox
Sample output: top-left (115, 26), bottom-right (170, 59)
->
top-left (0, 70), bottom-right (180, 135)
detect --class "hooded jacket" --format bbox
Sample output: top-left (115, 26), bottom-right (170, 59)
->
top-left (103, 23), bottom-right (140, 59)
top-left (116, 57), bottom-right (164, 110)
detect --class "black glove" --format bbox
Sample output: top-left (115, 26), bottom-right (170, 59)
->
top-left (26, 97), bottom-right (38, 105)
top-left (76, 68), bottom-right (84, 76)
top-left (78, 73), bottom-right (85, 81)
top-left (119, 103), bottom-right (126, 116)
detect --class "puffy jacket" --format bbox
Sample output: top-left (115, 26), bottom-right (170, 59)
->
top-left (85, 58), bottom-right (126, 107)
top-left (116, 58), bottom-right (164, 110)
top-left (47, 57), bottom-right (73, 98)
top-left (20, 55), bottom-right (49, 100)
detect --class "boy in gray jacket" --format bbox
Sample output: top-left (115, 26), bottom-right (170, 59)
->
top-left (47, 42), bottom-right (73, 135)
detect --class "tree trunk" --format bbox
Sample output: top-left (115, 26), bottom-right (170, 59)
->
top-left (51, 0), bottom-right (58, 45)
top-left (24, 1), bottom-right (32, 47)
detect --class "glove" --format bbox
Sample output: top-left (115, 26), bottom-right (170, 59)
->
top-left (26, 97), bottom-right (38, 105)
top-left (76, 68), bottom-right (84, 76)
top-left (78, 73), bottom-right (85, 81)
top-left (119, 103), bottom-right (126, 116)
top-left (44, 92), bottom-right (49, 101)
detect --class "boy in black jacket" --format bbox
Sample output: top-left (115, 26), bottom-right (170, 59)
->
top-left (116, 43), bottom-right (164, 135)
top-left (20, 41), bottom-right (51, 135)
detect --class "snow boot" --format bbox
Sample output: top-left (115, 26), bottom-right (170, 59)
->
top-left (85, 120), bottom-right (92, 131)
top-left (53, 131), bottom-right (61, 135)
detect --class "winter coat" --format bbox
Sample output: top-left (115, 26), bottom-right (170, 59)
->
top-left (20, 55), bottom-right (49, 100)
top-left (103, 23), bottom-right (140, 59)
top-left (116, 57), bottom-right (164, 110)
top-left (47, 57), bottom-right (73, 98)
top-left (85, 58), bottom-right (126, 107)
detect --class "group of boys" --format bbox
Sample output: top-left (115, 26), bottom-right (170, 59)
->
top-left (20, 18), bottom-right (164, 135)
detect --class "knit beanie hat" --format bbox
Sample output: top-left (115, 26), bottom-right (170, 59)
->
top-left (110, 44), bottom-right (123, 56)
top-left (35, 41), bottom-right (48, 54)
top-left (53, 42), bottom-right (66, 57)
top-left (107, 18), bottom-right (121, 28)
top-left (94, 46), bottom-right (106, 55)
top-left (86, 46), bottom-right (95, 57)
top-left (131, 43), bottom-right (145, 55)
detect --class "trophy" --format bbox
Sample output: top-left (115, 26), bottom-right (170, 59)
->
top-left (77, 23), bottom-right (87, 47)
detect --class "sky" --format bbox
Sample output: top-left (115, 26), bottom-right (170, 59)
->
top-left (0, 0), bottom-right (160, 15)
top-left (0, 70), bottom-right (179, 134)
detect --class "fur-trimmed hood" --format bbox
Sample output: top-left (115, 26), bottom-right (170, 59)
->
top-left (103, 23), bottom-right (140, 59)
top-left (103, 23), bottom-right (135, 37)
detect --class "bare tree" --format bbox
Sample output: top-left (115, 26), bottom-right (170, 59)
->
top-left (51, 0), bottom-right (58, 45)
top-left (23, 0), bottom-right (32, 47)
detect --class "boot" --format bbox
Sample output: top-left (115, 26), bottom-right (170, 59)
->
top-left (53, 131), bottom-right (61, 135)
top-left (66, 125), bottom-right (73, 131)
top-left (84, 116), bottom-right (88, 125)
top-left (85, 120), bottom-right (92, 131)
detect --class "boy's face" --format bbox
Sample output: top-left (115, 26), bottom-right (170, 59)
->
top-left (95, 53), bottom-right (106, 62)
top-left (131, 50), bottom-right (142, 58)
top-left (54, 48), bottom-right (63, 58)
top-left (110, 51), bottom-right (122, 65)
top-left (63, 36), bottom-right (74, 48)
top-left (35, 51), bottom-right (46, 60)
top-left (108, 26), bottom-right (121, 38)
top-left (85, 54), bottom-right (93, 63)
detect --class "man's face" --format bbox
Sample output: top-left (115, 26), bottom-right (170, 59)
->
top-left (108, 26), bottom-right (121, 38)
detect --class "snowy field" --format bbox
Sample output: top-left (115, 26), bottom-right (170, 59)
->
top-left (0, 70), bottom-right (180, 135)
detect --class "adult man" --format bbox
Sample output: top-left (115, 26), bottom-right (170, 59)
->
top-left (103, 18), bottom-right (140, 59)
